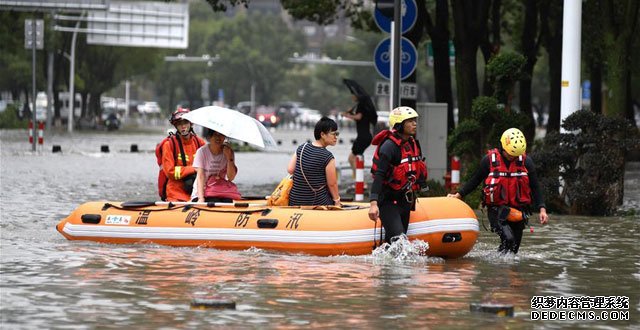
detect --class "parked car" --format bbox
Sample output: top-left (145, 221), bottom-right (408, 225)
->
top-left (296, 108), bottom-right (323, 128)
top-left (376, 111), bottom-right (390, 131)
top-left (277, 101), bottom-right (303, 125)
top-left (137, 101), bottom-right (161, 115)
top-left (254, 105), bottom-right (280, 127)
top-left (235, 101), bottom-right (254, 115)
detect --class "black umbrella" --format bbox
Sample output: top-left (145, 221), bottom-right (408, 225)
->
top-left (342, 78), bottom-right (378, 124)
top-left (343, 78), bottom-right (370, 98)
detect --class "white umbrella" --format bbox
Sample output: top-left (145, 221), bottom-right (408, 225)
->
top-left (182, 106), bottom-right (277, 150)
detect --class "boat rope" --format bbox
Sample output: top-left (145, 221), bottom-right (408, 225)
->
top-left (102, 202), bottom-right (269, 214)
top-left (372, 219), bottom-right (377, 250)
top-left (186, 205), bottom-right (270, 213)
top-left (480, 208), bottom-right (490, 231)
top-left (102, 203), bottom-right (183, 211)
top-left (372, 218), bottom-right (384, 250)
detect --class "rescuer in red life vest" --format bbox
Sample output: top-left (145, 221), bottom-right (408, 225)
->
top-left (161, 107), bottom-right (205, 202)
top-left (447, 128), bottom-right (549, 254)
top-left (368, 106), bottom-right (428, 244)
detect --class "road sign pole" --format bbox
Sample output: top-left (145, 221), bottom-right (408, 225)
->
top-left (392, 0), bottom-right (401, 109)
top-left (68, 18), bottom-right (81, 133)
top-left (389, 22), bottom-right (395, 111)
top-left (31, 18), bottom-right (37, 151)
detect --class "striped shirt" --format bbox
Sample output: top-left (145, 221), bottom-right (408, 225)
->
top-left (289, 143), bottom-right (334, 206)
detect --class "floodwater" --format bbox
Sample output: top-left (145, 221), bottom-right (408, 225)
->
top-left (1, 127), bottom-right (639, 329)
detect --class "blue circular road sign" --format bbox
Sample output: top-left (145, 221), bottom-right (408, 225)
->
top-left (373, 37), bottom-right (418, 81)
top-left (374, 0), bottom-right (417, 34)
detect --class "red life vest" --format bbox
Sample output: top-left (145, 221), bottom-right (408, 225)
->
top-left (155, 132), bottom-right (202, 201)
top-left (371, 130), bottom-right (428, 191)
top-left (483, 148), bottom-right (532, 207)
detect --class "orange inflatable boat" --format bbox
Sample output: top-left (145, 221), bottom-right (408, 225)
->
top-left (56, 197), bottom-right (478, 258)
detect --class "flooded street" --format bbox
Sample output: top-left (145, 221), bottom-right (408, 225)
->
top-left (1, 127), bottom-right (639, 328)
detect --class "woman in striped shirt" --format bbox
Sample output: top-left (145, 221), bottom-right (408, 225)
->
top-left (287, 117), bottom-right (341, 206)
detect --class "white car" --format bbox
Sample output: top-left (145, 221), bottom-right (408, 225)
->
top-left (296, 108), bottom-right (323, 127)
top-left (376, 111), bottom-right (389, 129)
top-left (137, 101), bottom-right (161, 114)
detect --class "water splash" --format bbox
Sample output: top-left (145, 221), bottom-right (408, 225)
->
top-left (370, 235), bottom-right (431, 264)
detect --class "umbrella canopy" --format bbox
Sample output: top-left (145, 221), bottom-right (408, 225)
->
top-left (182, 106), bottom-right (277, 150)
top-left (342, 78), bottom-right (378, 123)
top-left (343, 78), bottom-right (370, 98)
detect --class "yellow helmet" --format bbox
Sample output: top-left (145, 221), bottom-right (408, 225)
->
top-left (389, 106), bottom-right (419, 128)
top-left (500, 128), bottom-right (527, 157)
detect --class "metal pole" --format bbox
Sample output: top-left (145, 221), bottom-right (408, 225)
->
top-left (250, 83), bottom-right (255, 114)
top-left (560, 0), bottom-right (582, 132)
top-left (31, 18), bottom-right (37, 152)
top-left (391, 0), bottom-right (401, 109)
top-left (67, 19), bottom-right (80, 133)
top-left (389, 22), bottom-right (395, 112)
top-left (125, 80), bottom-right (130, 122)
top-left (46, 52), bottom-right (54, 131)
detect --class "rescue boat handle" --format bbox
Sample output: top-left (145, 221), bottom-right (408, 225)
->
top-left (120, 201), bottom-right (267, 208)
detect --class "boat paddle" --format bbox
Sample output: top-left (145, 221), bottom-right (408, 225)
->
top-left (120, 201), bottom-right (267, 208)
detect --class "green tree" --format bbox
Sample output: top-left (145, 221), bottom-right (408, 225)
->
top-left (451, 0), bottom-right (491, 121)
top-left (485, 51), bottom-right (525, 112)
top-left (285, 29), bottom-right (379, 112)
top-left (74, 34), bottom-right (161, 119)
top-left (204, 12), bottom-right (306, 106)
top-left (599, 0), bottom-right (639, 119)
top-left (153, 5), bottom-right (223, 112)
top-left (516, 0), bottom-right (543, 141)
top-left (154, 3), bottom-right (306, 111)
top-left (0, 12), bottom-right (43, 104)
top-left (583, 0), bottom-right (605, 115)
top-left (532, 110), bottom-right (639, 215)
top-left (539, 0), bottom-right (563, 133)
top-left (424, 0), bottom-right (455, 134)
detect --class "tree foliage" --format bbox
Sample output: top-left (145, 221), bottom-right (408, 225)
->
top-left (203, 0), bottom-right (249, 12)
top-left (531, 110), bottom-right (640, 215)
top-left (75, 35), bottom-right (161, 118)
top-left (486, 51), bottom-right (526, 112)
top-left (0, 12), bottom-right (42, 100)
top-left (599, 0), bottom-right (639, 119)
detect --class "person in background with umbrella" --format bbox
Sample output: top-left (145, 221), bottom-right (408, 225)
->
top-left (287, 117), bottom-right (341, 206)
top-left (342, 79), bottom-right (378, 179)
top-left (192, 128), bottom-right (237, 203)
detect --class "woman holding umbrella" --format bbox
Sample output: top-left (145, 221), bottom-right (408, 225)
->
top-left (180, 105), bottom-right (278, 202)
top-left (342, 79), bottom-right (378, 178)
top-left (192, 128), bottom-right (238, 203)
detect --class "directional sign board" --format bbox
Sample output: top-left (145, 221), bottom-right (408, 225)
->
top-left (374, 37), bottom-right (418, 81)
top-left (374, 0), bottom-right (417, 34)
top-left (375, 81), bottom-right (417, 100)
top-left (87, 1), bottom-right (189, 49)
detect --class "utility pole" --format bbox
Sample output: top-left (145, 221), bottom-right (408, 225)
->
top-left (25, 18), bottom-right (43, 151)
top-left (560, 0), bottom-right (582, 132)
top-left (67, 17), bottom-right (81, 133)
top-left (391, 0), bottom-right (401, 109)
